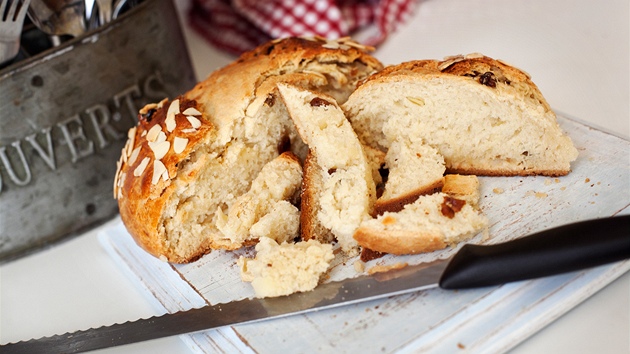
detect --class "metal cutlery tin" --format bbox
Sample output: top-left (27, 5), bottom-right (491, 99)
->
top-left (0, 0), bottom-right (196, 261)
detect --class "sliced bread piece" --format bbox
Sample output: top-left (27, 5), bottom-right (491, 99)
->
top-left (216, 151), bottom-right (302, 245)
top-left (354, 177), bottom-right (487, 255)
top-left (238, 237), bottom-right (334, 298)
top-left (343, 54), bottom-right (579, 177)
top-left (374, 137), bottom-right (445, 215)
top-left (277, 83), bottom-right (376, 255)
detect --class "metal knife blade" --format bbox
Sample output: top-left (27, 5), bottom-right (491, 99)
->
top-left (3, 215), bottom-right (629, 354)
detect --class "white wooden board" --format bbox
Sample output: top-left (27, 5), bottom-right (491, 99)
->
top-left (99, 115), bottom-right (630, 353)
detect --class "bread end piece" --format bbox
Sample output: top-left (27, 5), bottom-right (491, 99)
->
top-left (238, 237), bottom-right (334, 298)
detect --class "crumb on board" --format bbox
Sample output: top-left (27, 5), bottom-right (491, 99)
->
top-left (493, 188), bottom-right (504, 194)
top-left (585, 178), bottom-right (591, 183)
top-left (367, 262), bottom-right (408, 275)
top-left (525, 190), bottom-right (548, 198)
top-left (354, 260), bottom-right (365, 273)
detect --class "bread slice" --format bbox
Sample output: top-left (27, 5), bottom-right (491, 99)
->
top-left (277, 83), bottom-right (376, 255)
top-left (374, 137), bottom-right (445, 215)
top-left (354, 176), bottom-right (487, 255)
top-left (354, 193), bottom-right (487, 255)
top-left (215, 152), bottom-right (302, 245)
top-left (343, 54), bottom-right (578, 177)
top-left (238, 237), bottom-right (334, 298)
top-left (115, 37), bottom-right (383, 263)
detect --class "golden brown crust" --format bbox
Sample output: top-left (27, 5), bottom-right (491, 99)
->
top-left (357, 54), bottom-right (552, 114)
top-left (115, 98), bottom-right (216, 262)
top-left (186, 37), bottom-right (383, 136)
top-left (354, 227), bottom-right (447, 255)
top-left (300, 152), bottom-right (335, 243)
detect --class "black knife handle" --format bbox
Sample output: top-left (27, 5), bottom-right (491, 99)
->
top-left (439, 215), bottom-right (630, 289)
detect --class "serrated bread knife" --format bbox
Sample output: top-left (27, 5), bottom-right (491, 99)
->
top-left (3, 215), bottom-right (629, 354)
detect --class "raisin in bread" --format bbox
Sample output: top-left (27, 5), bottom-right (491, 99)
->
top-left (277, 83), bottom-right (376, 256)
top-left (343, 54), bottom-right (578, 177)
top-left (238, 237), bottom-right (334, 298)
top-left (215, 152), bottom-right (302, 245)
top-left (114, 37), bottom-right (383, 263)
top-left (354, 175), bottom-right (487, 255)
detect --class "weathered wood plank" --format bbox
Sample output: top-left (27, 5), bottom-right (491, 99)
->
top-left (99, 115), bottom-right (630, 353)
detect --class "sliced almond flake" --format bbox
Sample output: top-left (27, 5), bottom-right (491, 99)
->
top-left (146, 125), bottom-right (162, 142)
top-left (134, 157), bottom-right (150, 176)
top-left (406, 96), bottom-right (425, 106)
top-left (141, 130), bottom-right (147, 137)
top-left (438, 55), bottom-right (465, 71)
top-left (152, 160), bottom-right (167, 185)
top-left (167, 99), bottom-right (180, 116)
top-left (127, 126), bottom-right (137, 140)
top-left (162, 168), bottom-right (170, 181)
top-left (128, 146), bottom-right (141, 166)
top-left (340, 39), bottom-right (374, 52)
top-left (173, 137), bottom-right (188, 154)
top-left (125, 140), bottom-right (133, 159)
top-left (186, 116), bottom-right (201, 129)
top-left (157, 98), bottom-right (168, 109)
top-left (149, 140), bottom-right (170, 160)
top-left (126, 127), bottom-right (137, 157)
top-left (155, 131), bottom-right (167, 143)
top-left (139, 103), bottom-right (158, 115)
top-left (120, 147), bottom-right (128, 163)
top-left (465, 52), bottom-right (485, 59)
top-left (181, 128), bottom-right (197, 134)
top-left (301, 70), bottom-right (327, 80)
top-left (118, 171), bottom-right (126, 188)
top-left (165, 112), bottom-right (176, 132)
top-left (113, 160), bottom-right (122, 198)
top-left (116, 172), bottom-right (127, 199)
top-left (182, 107), bottom-right (202, 116)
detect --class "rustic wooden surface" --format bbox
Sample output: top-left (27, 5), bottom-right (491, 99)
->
top-left (100, 115), bottom-right (630, 353)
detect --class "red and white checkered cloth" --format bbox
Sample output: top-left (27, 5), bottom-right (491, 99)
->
top-left (188, 0), bottom-right (418, 55)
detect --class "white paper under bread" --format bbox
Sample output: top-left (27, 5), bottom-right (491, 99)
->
top-left (99, 115), bottom-right (630, 354)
